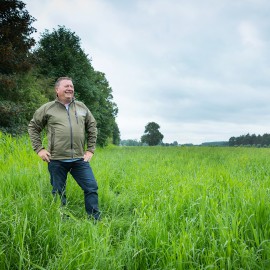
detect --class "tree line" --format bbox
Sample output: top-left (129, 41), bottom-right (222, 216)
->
top-left (121, 122), bottom-right (270, 148)
top-left (0, 0), bottom-right (120, 146)
top-left (229, 133), bottom-right (270, 147)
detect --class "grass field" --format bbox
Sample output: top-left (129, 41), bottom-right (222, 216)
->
top-left (0, 132), bottom-right (270, 269)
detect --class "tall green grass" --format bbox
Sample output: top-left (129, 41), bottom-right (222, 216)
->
top-left (0, 132), bottom-right (269, 269)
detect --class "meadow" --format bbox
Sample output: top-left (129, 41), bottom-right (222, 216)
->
top-left (0, 132), bottom-right (269, 270)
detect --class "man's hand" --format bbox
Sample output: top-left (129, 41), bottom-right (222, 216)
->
top-left (84, 151), bottom-right (94, 162)
top-left (38, 149), bottom-right (51, 162)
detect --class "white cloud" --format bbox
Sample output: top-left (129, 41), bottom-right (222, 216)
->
top-left (239, 21), bottom-right (264, 49)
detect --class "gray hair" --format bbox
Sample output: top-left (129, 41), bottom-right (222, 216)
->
top-left (55, 77), bottom-right (73, 88)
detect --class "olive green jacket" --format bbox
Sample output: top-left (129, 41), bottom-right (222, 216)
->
top-left (28, 99), bottom-right (97, 160)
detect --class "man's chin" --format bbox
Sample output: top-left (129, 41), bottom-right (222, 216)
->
top-left (61, 97), bottom-right (73, 104)
top-left (65, 96), bottom-right (73, 101)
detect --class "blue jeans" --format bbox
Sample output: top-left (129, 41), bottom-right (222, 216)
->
top-left (48, 159), bottom-right (100, 220)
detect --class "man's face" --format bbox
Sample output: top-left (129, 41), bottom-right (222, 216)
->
top-left (56, 79), bottom-right (74, 104)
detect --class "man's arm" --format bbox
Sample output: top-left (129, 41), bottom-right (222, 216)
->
top-left (28, 106), bottom-right (50, 161)
top-left (85, 108), bottom-right (97, 154)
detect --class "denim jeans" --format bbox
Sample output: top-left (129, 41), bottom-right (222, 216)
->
top-left (48, 159), bottom-right (100, 220)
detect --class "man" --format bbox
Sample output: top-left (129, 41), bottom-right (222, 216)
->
top-left (28, 77), bottom-right (100, 220)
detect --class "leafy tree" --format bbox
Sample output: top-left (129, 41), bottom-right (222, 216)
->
top-left (0, 73), bottom-right (52, 134)
top-left (0, 0), bottom-right (36, 75)
top-left (229, 133), bottom-right (270, 147)
top-left (228, 136), bottom-right (236, 146)
top-left (141, 122), bottom-right (164, 146)
top-left (250, 134), bottom-right (257, 145)
top-left (89, 70), bottom-right (118, 146)
top-left (33, 26), bottom-right (119, 146)
top-left (112, 120), bottom-right (120, 145)
top-left (0, 0), bottom-right (37, 99)
top-left (0, 0), bottom-right (40, 134)
top-left (121, 139), bottom-right (142, 146)
top-left (33, 26), bottom-right (89, 80)
top-left (261, 133), bottom-right (270, 146)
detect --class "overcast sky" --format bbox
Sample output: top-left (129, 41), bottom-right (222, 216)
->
top-left (24, 0), bottom-right (270, 144)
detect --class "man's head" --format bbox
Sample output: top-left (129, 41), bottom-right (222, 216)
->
top-left (55, 77), bottom-right (74, 104)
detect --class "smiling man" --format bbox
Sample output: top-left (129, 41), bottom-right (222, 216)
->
top-left (56, 78), bottom-right (74, 104)
top-left (28, 77), bottom-right (100, 221)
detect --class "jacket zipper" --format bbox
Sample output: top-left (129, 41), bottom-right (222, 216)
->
top-left (67, 105), bottom-right (74, 158)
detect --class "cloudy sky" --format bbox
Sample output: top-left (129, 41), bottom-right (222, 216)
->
top-left (24, 0), bottom-right (270, 144)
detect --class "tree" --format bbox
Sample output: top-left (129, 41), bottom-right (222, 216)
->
top-left (229, 133), bottom-right (270, 147)
top-left (112, 120), bottom-right (120, 145)
top-left (0, 0), bottom-right (41, 134)
top-left (89, 70), bottom-right (118, 146)
top-left (228, 136), bottom-right (236, 146)
top-left (33, 26), bottom-right (119, 146)
top-left (0, 0), bottom-right (36, 75)
top-left (0, 73), bottom-right (53, 134)
top-left (34, 26), bottom-right (89, 80)
top-left (141, 122), bottom-right (164, 146)
top-left (120, 139), bottom-right (141, 146)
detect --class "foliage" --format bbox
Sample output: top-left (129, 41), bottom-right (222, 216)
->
top-left (201, 141), bottom-right (229, 146)
top-left (112, 120), bottom-right (121, 145)
top-left (33, 26), bottom-right (88, 80)
top-left (229, 133), bottom-right (270, 147)
top-left (89, 70), bottom-right (118, 146)
top-left (121, 139), bottom-right (142, 146)
top-left (1, 134), bottom-right (270, 269)
top-left (0, 0), bottom-right (36, 74)
top-left (0, 72), bottom-right (53, 135)
top-left (33, 26), bottom-right (119, 146)
top-left (0, 1), bottom-right (44, 134)
top-left (141, 122), bottom-right (164, 146)
top-left (161, 141), bottom-right (179, 146)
